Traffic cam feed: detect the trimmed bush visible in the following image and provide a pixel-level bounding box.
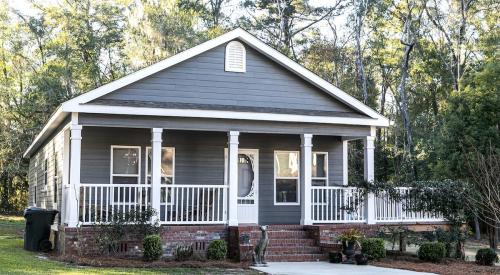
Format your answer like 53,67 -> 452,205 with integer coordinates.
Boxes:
207,240 -> 227,260
475,248 -> 498,266
143,234 -> 163,261
361,238 -> 386,259
418,242 -> 446,262
175,245 -> 193,261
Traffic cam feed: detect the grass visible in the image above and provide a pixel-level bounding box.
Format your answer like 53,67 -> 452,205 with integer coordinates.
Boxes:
0,216 -> 254,275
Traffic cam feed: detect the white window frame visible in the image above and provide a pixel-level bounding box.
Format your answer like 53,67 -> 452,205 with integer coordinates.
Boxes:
274,150 -> 300,206
110,145 -> 141,185
312,152 -> 328,186
145,147 -> 175,185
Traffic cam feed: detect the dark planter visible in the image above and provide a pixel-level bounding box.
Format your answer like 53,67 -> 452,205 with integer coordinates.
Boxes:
342,240 -> 357,264
329,252 -> 342,263
355,253 -> 369,265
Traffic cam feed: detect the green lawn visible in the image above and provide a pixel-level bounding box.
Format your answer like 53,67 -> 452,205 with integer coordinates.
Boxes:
0,216 -> 253,275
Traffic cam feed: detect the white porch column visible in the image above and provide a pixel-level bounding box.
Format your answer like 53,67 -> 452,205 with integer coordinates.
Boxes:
67,113 -> 82,227
227,131 -> 239,226
364,133 -> 376,225
151,128 -> 163,220
342,140 -> 349,186
300,134 -> 313,225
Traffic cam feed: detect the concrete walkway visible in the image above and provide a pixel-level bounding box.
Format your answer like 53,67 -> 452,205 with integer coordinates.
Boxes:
251,262 -> 436,275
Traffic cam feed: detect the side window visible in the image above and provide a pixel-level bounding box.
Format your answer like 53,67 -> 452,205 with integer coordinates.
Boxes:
111,146 -> 141,184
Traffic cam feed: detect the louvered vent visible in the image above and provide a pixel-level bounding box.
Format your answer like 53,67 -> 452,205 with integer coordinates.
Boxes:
225,41 -> 246,72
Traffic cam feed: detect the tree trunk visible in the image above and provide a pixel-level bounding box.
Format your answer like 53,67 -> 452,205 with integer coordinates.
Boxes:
474,216 -> 481,240
397,42 -> 416,179
488,224 -> 498,250
354,1 -> 368,104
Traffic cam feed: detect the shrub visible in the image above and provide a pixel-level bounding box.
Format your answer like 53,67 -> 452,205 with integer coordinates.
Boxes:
329,252 -> 342,263
418,242 -> 446,262
143,235 -> 162,261
475,248 -> 498,266
207,240 -> 227,260
355,253 -> 369,265
174,244 -> 193,261
361,238 -> 386,259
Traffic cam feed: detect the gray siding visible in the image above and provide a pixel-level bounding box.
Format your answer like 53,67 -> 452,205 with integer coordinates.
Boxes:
80,127 -> 346,225
79,114 -> 372,137
28,127 -> 65,218
96,41 -> 364,116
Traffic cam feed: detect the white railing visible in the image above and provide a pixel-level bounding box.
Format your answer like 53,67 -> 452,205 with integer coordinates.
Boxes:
160,185 -> 227,224
375,188 -> 444,222
79,184 -> 228,225
311,186 -> 366,223
79,183 -> 151,224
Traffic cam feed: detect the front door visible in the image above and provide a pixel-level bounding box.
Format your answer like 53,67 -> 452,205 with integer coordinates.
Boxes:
225,149 -> 259,224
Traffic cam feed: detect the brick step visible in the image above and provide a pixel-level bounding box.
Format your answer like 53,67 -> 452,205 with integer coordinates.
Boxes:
266,246 -> 322,254
248,230 -> 309,239
267,239 -> 316,246
265,253 -> 327,262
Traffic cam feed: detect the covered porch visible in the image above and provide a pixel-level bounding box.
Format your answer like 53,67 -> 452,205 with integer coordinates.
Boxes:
62,115 -> 442,228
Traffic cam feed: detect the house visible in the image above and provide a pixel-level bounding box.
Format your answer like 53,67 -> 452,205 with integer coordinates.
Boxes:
23,28 -> 443,261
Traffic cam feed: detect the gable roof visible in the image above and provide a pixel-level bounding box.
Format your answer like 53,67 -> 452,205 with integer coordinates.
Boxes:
24,28 -> 389,158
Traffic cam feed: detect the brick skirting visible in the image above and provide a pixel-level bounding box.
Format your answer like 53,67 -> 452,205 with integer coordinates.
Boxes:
56,222 -> 449,260
59,225 -> 227,259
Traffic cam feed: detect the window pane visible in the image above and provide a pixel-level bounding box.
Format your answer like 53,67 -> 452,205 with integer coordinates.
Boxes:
161,149 -> 174,176
312,153 -> 326,178
113,148 -> 139,174
147,148 -> 174,176
276,179 -> 298,203
238,154 -> 254,197
113,176 -> 139,184
312,179 -> 327,186
275,152 -> 299,177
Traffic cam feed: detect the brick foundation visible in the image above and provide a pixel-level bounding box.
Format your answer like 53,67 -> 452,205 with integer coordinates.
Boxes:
59,225 -> 227,259
57,222 -> 449,261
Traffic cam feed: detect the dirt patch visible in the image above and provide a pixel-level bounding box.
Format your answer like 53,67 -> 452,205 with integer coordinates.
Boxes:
55,254 -> 251,269
372,254 -> 500,275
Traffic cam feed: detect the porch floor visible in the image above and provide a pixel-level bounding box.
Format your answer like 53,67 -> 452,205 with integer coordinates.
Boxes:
251,262 -> 435,275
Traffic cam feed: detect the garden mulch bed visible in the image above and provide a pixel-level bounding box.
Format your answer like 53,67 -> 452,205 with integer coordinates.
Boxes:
372,252 -> 500,275
54,254 -> 252,269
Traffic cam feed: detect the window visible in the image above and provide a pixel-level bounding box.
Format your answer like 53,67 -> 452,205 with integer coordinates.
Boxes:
145,147 -> 175,185
53,158 -> 58,203
43,159 -> 48,186
111,146 -> 141,184
274,151 -> 300,205
225,41 -> 246,72
312,152 -> 328,186
146,147 -> 175,205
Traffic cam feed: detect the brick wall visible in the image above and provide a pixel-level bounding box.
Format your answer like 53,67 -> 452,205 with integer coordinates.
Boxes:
59,225 -> 228,259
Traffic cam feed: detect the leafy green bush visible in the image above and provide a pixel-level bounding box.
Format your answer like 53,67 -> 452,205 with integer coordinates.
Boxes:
207,240 -> 227,260
475,248 -> 498,266
143,235 -> 162,261
418,242 -> 446,262
361,238 -> 386,259
174,244 -> 193,261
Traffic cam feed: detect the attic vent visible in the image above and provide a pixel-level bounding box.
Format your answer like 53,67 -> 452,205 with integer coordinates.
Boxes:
225,41 -> 246,72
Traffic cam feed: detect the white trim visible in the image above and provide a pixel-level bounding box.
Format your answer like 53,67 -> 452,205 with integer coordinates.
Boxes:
274,150 -> 300,206
312,152 -> 328,186
110,145 -> 142,185
23,106 -> 63,158
63,104 -> 388,126
227,131 -> 240,225
342,140 -> 349,186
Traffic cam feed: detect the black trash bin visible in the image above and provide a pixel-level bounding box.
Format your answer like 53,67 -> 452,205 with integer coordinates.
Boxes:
24,207 -> 59,252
